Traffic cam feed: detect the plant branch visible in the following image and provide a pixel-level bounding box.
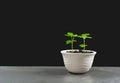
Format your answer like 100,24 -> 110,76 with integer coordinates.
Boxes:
83,38 -> 85,50
71,36 -> 73,50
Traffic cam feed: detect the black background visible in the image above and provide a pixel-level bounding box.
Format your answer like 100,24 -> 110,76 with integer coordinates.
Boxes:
1,3 -> 120,66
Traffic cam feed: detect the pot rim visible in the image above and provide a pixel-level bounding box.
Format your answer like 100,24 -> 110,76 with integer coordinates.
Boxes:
61,49 -> 97,54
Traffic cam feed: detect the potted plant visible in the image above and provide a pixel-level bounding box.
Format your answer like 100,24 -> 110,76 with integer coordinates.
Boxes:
61,32 -> 97,74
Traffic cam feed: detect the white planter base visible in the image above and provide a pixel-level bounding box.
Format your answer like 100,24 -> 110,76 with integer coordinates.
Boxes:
61,49 -> 97,73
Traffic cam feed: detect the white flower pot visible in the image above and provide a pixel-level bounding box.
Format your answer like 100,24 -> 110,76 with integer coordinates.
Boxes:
61,49 -> 97,73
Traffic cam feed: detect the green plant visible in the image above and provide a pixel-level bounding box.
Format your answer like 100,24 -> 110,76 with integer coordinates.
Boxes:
65,32 -> 78,50
78,33 -> 92,50
65,32 -> 92,50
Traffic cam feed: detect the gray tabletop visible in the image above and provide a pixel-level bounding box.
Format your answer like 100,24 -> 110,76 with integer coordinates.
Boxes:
0,66 -> 120,83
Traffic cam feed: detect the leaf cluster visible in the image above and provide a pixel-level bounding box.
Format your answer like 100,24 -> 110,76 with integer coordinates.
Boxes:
64,32 -> 92,50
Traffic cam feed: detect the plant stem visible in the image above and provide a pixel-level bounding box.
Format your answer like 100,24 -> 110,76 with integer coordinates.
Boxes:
71,36 -> 74,50
83,38 -> 85,50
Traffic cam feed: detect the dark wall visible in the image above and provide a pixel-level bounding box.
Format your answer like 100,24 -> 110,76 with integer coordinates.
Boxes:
1,4 -> 120,66
1,25 -> 120,66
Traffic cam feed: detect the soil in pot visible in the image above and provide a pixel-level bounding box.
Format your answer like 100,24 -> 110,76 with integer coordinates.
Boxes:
66,49 -> 93,53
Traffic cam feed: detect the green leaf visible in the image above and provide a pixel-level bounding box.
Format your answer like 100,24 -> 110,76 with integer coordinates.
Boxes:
78,33 -> 92,39
78,36 -> 86,39
81,33 -> 90,36
67,32 -> 73,35
72,40 -> 77,42
79,44 -> 87,48
78,36 -> 83,38
86,36 -> 92,39
66,40 -> 72,44
65,32 -> 74,37
73,34 -> 78,37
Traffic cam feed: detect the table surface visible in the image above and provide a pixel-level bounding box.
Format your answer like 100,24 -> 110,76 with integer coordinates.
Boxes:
0,66 -> 120,83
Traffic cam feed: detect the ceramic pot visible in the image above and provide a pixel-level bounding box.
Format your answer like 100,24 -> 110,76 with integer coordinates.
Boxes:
61,49 -> 97,73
